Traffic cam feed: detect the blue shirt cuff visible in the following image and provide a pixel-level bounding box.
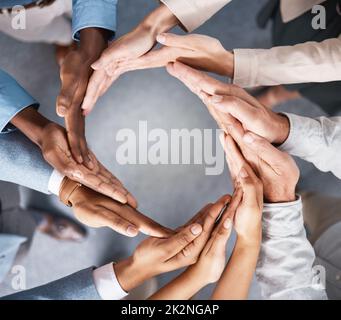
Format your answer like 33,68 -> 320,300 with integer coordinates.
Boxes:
72,0 -> 117,41
0,70 -> 39,134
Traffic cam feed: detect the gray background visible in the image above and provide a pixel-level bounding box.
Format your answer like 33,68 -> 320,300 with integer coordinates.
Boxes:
1,0 -> 340,299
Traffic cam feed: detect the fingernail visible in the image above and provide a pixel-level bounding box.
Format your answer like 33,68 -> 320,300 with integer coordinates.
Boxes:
224,218 -> 232,229
91,62 -> 101,70
240,168 -> 248,178
58,106 -> 67,116
243,133 -> 254,144
156,34 -> 166,44
72,170 -> 83,179
127,225 -> 138,236
211,95 -> 224,104
77,155 -> 83,163
191,224 -> 202,235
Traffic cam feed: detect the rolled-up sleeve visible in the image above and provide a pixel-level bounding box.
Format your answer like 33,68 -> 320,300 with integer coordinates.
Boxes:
0,69 -> 39,134
160,0 -> 231,32
256,197 -> 328,300
233,36 -> 341,88
72,0 -> 117,41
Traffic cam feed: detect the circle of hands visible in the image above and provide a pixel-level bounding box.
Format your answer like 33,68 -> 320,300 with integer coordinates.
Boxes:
47,27 -> 300,286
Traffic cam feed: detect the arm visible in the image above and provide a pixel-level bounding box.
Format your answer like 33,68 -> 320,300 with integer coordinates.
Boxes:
233,36 -> 341,88
257,199 -> 328,300
160,0 -> 232,32
279,113 -> 341,180
0,130 -> 53,194
2,268 -> 101,300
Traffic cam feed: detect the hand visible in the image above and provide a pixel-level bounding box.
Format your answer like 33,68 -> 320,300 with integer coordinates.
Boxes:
41,122 -> 138,207
114,195 -> 232,292
68,183 -> 171,238
223,126 -> 299,203
167,62 -> 290,145
56,28 -> 109,166
10,107 -> 137,206
114,33 -> 234,78
189,190 -> 242,285
222,135 -> 263,246
81,4 -> 178,114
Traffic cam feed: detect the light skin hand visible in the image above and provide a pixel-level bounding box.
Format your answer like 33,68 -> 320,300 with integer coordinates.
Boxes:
223,127 -> 299,203
114,33 -> 234,78
114,195 -> 233,293
11,107 -> 138,207
149,192 -> 242,300
211,150 -> 263,300
81,4 -> 179,115
166,62 -> 290,145
68,185 -> 171,238
113,222 -> 203,292
56,28 -> 109,167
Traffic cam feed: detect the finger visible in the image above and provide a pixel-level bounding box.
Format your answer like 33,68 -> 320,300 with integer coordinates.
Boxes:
204,216 -> 233,256
91,46 -> 118,70
56,78 -> 78,117
114,47 -> 180,75
65,112 -> 85,164
162,223 -> 203,257
182,203 -> 212,228
224,134 -> 248,174
242,131 -> 291,169
208,95 -> 260,131
238,166 -> 263,207
76,205 -> 139,237
157,33 -> 197,50
81,70 -> 107,114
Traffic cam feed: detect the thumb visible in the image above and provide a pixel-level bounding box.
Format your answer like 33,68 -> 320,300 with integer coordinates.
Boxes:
156,33 -> 190,49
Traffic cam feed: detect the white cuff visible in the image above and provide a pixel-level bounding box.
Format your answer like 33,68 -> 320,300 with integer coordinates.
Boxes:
93,263 -> 128,300
47,169 -> 65,195
262,196 -> 303,238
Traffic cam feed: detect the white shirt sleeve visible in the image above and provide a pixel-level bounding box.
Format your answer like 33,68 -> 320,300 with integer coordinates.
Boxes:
233,36 -> 341,88
92,263 -> 128,300
47,169 -> 65,195
279,113 -> 341,180
256,197 -> 328,300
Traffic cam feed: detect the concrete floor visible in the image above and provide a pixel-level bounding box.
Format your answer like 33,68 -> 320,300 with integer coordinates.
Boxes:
1,0 -> 341,299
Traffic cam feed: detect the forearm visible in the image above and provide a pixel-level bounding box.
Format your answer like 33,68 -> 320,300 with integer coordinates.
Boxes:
233,37 -> 341,88
149,266 -> 207,300
140,3 -> 179,36
10,107 -> 50,148
279,113 -> 341,179
211,239 -> 259,300
79,27 -> 109,59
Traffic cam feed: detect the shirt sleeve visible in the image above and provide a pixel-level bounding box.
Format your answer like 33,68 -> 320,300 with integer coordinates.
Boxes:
160,0 -> 231,32
47,169 -> 65,196
0,69 -> 39,134
92,263 -> 128,300
279,113 -> 341,180
256,197 -> 328,300
233,36 -> 341,88
72,0 -> 117,41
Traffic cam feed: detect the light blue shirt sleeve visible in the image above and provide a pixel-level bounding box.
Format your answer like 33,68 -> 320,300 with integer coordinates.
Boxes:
0,69 -> 39,134
72,0 -> 117,41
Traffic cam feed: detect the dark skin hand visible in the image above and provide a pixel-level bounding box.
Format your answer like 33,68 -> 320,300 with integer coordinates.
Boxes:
11,107 -> 138,207
56,28 -> 110,168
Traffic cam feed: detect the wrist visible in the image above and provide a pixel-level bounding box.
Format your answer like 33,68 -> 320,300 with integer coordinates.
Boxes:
236,233 -> 261,252
264,192 -> 297,204
186,264 -> 211,287
141,3 -> 178,37
222,51 -> 235,78
114,256 -> 148,292
273,113 -> 290,145
79,28 -> 109,60
10,107 -> 51,148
